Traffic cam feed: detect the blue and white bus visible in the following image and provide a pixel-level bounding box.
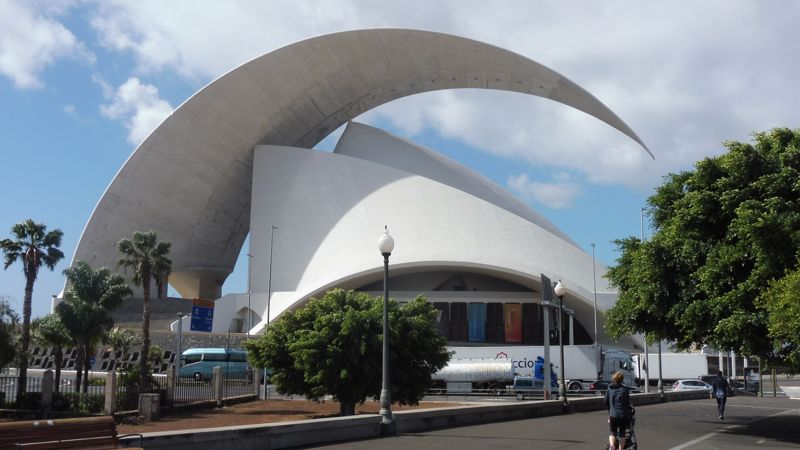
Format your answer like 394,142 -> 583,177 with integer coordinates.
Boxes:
178,348 -> 251,381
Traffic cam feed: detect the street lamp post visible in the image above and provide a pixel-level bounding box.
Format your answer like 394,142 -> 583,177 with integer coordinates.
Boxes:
591,243 -> 599,371
175,312 -> 187,381
554,281 -> 568,406
641,207 -> 650,393
267,225 -> 277,331
378,226 -> 395,426
246,252 -> 253,336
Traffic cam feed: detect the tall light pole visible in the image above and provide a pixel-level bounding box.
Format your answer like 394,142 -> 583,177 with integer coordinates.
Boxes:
266,225 -> 277,331
541,274 -> 552,400
642,206 -> 664,396
554,280 -> 568,406
590,243 -> 599,373
641,207 -> 649,393
246,252 -> 253,336
378,226 -> 395,426
175,312 -> 187,382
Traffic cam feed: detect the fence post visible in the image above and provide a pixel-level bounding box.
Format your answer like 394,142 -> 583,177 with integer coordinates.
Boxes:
167,365 -> 176,407
252,367 -> 259,396
42,370 -> 54,414
104,371 -> 117,415
213,366 -> 223,406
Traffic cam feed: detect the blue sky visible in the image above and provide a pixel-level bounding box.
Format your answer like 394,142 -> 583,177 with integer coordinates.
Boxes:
1,0 -> 799,319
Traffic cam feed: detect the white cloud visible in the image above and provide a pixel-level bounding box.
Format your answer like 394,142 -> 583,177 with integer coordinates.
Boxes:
0,0 -> 91,89
99,77 -> 173,145
507,172 -> 582,209
62,104 -> 76,117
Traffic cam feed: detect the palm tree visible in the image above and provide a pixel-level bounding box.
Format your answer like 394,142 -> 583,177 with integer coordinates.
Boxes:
0,219 -> 64,399
0,296 -> 18,371
31,314 -> 70,393
58,261 -> 131,392
117,231 -> 171,388
103,327 -> 139,371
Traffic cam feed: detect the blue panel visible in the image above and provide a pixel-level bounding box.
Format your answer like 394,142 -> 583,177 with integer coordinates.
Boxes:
190,305 -> 214,332
468,303 -> 486,342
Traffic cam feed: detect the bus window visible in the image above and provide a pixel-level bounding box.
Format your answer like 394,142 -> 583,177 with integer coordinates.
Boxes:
181,354 -> 201,366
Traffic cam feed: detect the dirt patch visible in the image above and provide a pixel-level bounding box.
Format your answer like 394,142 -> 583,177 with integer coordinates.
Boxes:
117,399 -> 462,434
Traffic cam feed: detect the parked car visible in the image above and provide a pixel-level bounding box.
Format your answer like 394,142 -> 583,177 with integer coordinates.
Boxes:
698,374 -> 718,385
673,379 -> 712,391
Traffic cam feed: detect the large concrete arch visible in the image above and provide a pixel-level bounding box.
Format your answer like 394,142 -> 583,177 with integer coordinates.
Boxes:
71,28 -> 651,299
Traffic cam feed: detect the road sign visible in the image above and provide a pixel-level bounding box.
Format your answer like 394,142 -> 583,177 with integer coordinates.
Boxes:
190,298 -> 215,332
88,356 -> 96,365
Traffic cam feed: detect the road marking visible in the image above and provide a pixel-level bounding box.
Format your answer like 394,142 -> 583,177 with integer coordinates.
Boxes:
668,408 -> 799,449
667,425 -> 741,450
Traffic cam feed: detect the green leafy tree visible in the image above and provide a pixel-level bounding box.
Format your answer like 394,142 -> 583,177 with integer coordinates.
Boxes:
31,314 -> 71,392
606,128 -> 800,362
761,269 -> 800,372
57,261 -> 131,392
0,296 -> 18,370
116,231 -> 171,389
244,289 -> 450,416
0,219 -> 64,398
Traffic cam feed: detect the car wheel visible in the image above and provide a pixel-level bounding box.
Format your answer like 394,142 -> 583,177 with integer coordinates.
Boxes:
193,372 -> 203,382
567,381 -> 582,393
516,392 -> 524,401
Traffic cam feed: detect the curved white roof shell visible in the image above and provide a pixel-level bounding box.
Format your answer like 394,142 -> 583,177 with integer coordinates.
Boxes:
212,121 -> 636,350
72,29 -> 650,299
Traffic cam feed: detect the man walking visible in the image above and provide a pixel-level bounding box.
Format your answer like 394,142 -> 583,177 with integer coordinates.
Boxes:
710,370 -> 729,420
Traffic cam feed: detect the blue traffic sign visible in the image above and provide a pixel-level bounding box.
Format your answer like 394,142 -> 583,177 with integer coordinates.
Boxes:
190,299 -> 215,332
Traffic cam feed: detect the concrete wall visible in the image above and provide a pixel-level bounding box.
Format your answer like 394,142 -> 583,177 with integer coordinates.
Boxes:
120,390 -> 709,449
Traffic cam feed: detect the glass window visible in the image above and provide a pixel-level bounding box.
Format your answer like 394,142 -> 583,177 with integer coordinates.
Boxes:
228,352 -> 247,362
181,354 -> 201,366
203,353 -> 227,362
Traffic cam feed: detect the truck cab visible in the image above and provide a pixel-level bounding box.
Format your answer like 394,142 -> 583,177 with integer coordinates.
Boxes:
510,356 -> 559,400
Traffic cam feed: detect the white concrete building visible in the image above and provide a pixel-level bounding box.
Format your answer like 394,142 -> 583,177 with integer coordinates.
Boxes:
68,29 -> 650,357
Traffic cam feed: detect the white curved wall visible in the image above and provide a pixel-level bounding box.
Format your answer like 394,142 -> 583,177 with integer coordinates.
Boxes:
245,123 -> 622,348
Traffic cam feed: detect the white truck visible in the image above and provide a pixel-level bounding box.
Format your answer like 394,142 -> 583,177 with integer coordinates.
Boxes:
433,345 -> 636,393
431,358 -> 515,392
632,352 -> 713,385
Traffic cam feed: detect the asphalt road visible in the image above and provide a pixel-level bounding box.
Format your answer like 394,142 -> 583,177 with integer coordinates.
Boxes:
306,396 -> 799,449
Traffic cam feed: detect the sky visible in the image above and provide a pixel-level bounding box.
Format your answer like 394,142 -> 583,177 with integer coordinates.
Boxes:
1,0 -> 799,320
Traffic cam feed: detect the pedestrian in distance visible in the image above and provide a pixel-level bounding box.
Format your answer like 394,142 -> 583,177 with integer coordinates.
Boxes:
710,370 -> 729,420
604,371 -> 632,450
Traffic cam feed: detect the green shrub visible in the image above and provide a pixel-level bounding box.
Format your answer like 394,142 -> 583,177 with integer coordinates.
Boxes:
15,392 -> 41,410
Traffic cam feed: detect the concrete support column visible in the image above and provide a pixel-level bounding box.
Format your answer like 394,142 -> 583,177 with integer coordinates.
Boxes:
41,370 -> 54,413
213,366 -> 223,406
167,365 -> 176,407
104,371 -> 117,415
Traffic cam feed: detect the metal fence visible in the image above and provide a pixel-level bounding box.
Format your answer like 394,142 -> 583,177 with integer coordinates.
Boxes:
222,369 -> 256,399
115,373 -> 168,412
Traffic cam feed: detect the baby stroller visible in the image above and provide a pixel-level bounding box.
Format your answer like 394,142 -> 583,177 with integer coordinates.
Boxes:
606,406 -> 638,450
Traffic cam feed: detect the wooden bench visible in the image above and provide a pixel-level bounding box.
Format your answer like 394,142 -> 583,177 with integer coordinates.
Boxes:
0,416 -> 142,449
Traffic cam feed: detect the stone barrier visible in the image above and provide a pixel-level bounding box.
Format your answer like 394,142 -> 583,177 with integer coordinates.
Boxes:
120,390 -> 710,449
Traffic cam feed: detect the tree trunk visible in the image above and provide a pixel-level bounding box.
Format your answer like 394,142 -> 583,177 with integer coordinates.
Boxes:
83,356 -> 91,394
75,345 -> 84,393
340,402 -> 356,416
16,275 -> 35,401
139,273 -> 152,390
54,349 -> 63,394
